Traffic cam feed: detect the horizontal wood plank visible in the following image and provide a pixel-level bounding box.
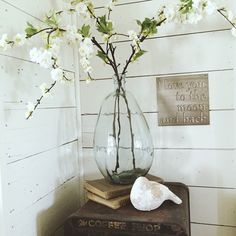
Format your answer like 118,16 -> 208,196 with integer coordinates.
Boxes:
190,187 -> 236,227
149,149 -> 236,188
145,110 -> 235,149
95,0 -> 152,8
82,30 -> 234,80
2,0 -> 67,18
83,148 -> 103,181
83,148 -> 236,188
191,223 -> 236,236
81,110 -> 235,149
0,55 -> 76,109
80,70 -> 235,114
4,141 -> 79,216
2,108 -> 78,163
96,0 -> 236,13
5,176 -> 80,236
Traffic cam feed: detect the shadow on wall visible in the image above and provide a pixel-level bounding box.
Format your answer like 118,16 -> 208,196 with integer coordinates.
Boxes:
36,177 -> 80,236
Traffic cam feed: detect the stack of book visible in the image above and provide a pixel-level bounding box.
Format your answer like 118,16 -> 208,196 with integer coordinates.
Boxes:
84,175 -> 163,209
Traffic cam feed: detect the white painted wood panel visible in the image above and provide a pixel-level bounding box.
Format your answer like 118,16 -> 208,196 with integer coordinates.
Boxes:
145,110 -> 235,149
3,0 -> 68,18
0,0 -> 81,235
82,30 -> 235,80
6,177 -> 80,236
96,0 -> 236,9
81,110 -> 235,149
83,148 -> 103,181
150,149 -> 236,188
190,187 -> 236,226
5,141 -> 78,216
95,0 -> 152,8
2,108 -> 77,164
80,70 -> 235,114
191,223 -> 236,236
0,55 -> 76,110
83,148 -> 236,188
0,100 -> 6,236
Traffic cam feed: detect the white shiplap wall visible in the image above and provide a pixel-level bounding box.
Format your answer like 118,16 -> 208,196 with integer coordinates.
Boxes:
0,0 -> 82,235
80,1 -> 236,236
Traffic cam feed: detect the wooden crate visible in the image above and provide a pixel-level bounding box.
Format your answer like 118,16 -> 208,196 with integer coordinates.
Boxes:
65,182 -> 191,236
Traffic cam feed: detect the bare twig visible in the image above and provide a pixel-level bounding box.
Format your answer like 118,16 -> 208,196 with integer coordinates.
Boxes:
121,45 -> 136,75
217,8 -> 236,29
26,81 -> 57,120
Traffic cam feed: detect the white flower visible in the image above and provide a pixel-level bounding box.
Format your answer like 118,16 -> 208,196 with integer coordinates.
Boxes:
84,66 -> 92,73
192,0 -> 203,9
79,38 -> 94,58
79,38 -> 94,74
30,47 -> 41,63
66,25 -> 83,43
76,2 -> 90,18
205,1 -> 217,15
128,30 -> 140,48
80,57 -> 90,68
231,27 -> 236,37
40,83 -> 51,97
51,67 -> 64,81
39,50 -> 53,69
0,34 -> 10,51
48,38 -> 61,57
187,12 -> 203,24
51,37 -> 62,45
13,33 -> 26,46
30,47 -> 54,68
106,0 -> 117,10
26,102 -> 35,111
80,57 -> 92,73
49,43 -> 60,57
128,30 -> 138,41
163,5 -> 177,22
86,77 -> 91,84
227,10 -> 235,23
103,34 -> 110,42
25,101 -> 35,118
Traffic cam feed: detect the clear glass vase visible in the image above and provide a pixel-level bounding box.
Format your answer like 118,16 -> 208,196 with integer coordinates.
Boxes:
93,74 -> 154,184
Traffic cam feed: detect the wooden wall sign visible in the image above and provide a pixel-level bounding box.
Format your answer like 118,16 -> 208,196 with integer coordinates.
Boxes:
156,74 -> 209,126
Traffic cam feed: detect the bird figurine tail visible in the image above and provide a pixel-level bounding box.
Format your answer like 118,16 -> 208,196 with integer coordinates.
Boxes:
168,191 -> 182,205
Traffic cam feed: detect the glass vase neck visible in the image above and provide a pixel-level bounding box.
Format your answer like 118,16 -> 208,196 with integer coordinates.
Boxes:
113,73 -> 126,92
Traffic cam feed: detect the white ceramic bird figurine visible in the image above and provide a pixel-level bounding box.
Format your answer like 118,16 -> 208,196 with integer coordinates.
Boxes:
130,176 -> 182,211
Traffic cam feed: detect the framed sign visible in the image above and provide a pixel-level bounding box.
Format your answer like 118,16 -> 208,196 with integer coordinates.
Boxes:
156,74 -> 209,126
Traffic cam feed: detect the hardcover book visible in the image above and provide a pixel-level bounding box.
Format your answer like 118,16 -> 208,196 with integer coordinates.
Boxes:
84,174 -> 163,200
87,191 -> 130,210
65,182 -> 190,236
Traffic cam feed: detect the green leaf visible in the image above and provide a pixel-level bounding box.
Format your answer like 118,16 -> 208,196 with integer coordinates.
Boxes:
136,20 -> 142,26
96,50 -> 108,63
180,0 -> 193,13
132,50 -> 146,62
79,24 -> 91,38
97,15 -> 113,35
44,11 -> 59,27
138,18 -> 158,37
25,22 -> 38,38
